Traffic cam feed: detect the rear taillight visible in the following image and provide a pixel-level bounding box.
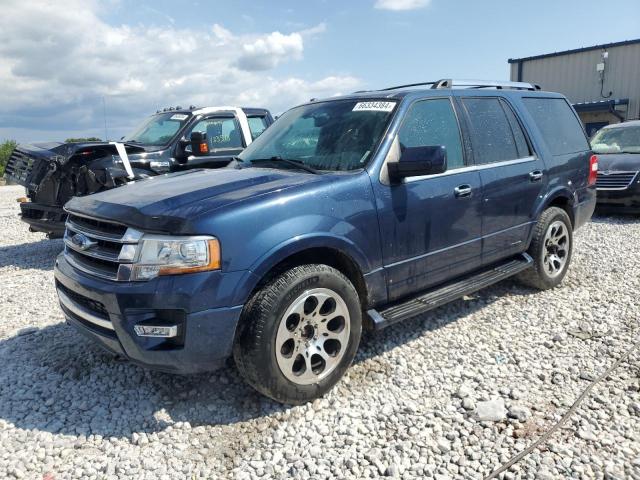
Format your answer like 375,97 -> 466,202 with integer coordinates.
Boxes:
588,154 -> 598,186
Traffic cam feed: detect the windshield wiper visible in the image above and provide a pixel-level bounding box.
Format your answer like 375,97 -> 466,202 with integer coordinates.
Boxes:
250,156 -> 319,174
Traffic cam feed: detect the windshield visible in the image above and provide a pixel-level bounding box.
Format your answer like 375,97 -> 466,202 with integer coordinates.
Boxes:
591,125 -> 640,154
239,99 -> 397,171
123,112 -> 191,146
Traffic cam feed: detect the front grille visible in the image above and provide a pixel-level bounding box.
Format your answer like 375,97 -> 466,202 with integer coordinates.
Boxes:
63,213 -> 142,281
4,148 -> 36,184
596,171 -> 638,190
69,215 -> 128,238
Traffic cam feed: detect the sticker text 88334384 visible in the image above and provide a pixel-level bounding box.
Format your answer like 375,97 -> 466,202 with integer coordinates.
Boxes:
352,101 -> 396,112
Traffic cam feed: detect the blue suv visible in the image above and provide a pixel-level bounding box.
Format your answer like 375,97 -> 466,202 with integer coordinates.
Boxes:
54,79 -> 596,404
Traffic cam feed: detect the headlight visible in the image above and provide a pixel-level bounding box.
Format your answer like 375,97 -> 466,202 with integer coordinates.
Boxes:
131,236 -> 220,281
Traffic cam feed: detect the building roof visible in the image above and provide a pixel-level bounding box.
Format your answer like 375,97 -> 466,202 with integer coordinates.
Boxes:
572,98 -> 629,112
508,38 -> 640,64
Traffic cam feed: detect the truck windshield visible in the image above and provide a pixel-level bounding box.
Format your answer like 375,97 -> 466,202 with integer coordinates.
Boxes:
591,126 -> 640,154
239,99 -> 397,171
123,112 -> 191,146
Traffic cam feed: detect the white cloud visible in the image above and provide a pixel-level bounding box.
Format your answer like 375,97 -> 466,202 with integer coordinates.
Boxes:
374,0 -> 430,11
0,0 -> 358,142
237,32 -> 304,71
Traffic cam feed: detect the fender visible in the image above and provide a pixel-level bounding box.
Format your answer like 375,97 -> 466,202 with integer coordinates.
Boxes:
525,185 -> 576,248
229,234 -> 372,306
534,185 -> 576,220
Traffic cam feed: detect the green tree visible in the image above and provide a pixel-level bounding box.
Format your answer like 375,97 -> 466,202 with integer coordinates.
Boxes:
0,140 -> 17,177
65,137 -> 102,143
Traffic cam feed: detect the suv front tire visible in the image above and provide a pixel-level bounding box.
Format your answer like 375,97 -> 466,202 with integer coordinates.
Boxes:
234,264 -> 362,404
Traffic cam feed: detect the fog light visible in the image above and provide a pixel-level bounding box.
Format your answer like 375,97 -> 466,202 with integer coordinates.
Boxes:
133,325 -> 178,338
16,197 -> 28,203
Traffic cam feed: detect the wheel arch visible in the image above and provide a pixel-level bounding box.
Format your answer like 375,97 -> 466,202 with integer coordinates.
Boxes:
536,187 -> 576,228
240,235 -> 372,309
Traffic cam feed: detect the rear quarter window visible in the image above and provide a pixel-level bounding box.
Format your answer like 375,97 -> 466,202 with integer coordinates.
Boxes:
522,98 -> 589,155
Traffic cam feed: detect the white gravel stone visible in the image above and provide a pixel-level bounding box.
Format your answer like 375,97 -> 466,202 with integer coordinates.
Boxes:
476,399 -> 507,422
0,185 -> 639,479
508,405 -> 532,422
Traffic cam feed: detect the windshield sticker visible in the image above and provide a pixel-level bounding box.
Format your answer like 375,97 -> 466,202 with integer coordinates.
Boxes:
352,101 -> 396,112
170,114 -> 188,121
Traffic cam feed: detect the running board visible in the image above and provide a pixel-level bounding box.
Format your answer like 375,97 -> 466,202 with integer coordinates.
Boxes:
368,253 -> 533,330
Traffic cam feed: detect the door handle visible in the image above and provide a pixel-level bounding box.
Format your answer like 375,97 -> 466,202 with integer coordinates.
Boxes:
529,170 -> 543,182
454,184 -> 472,198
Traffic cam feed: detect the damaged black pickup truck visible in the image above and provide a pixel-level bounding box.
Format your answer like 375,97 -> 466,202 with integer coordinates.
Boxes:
4,105 -> 273,237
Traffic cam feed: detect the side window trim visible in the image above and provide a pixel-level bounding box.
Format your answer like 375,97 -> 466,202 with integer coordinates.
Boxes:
451,96 -> 475,166
499,98 -> 535,159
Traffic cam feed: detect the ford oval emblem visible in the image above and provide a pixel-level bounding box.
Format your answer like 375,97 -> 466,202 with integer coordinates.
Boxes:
71,233 -> 98,251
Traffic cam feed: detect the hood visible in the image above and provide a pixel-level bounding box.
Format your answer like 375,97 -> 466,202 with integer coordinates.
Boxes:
19,141 -> 146,161
65,167 -> 327,233
8,141 -> 145,183
596,153 -> 640,172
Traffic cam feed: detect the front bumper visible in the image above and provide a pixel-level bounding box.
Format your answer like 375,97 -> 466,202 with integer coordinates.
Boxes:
54,253 -> 247,374
596,183 -> 640,213
20,202 -> 66,236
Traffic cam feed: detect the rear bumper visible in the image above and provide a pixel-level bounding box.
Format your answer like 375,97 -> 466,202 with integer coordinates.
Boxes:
19,202 -> 66,236
54,253 -> 247,374
573,187 -> 597,230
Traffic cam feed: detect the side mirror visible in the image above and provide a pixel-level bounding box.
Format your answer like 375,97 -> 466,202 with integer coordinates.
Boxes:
388,145 -> 447,183
190,131 -> 209,156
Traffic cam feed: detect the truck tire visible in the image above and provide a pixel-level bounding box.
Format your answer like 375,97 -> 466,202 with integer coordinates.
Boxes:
233,264 -> 362,404
518,207 -> 573,290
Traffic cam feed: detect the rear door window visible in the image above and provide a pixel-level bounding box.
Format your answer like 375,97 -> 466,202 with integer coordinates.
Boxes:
522,98 -> 589,155
461,97 -> 520,164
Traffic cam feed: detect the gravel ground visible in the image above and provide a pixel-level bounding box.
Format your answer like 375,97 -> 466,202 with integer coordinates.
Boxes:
0,184 -> 639,480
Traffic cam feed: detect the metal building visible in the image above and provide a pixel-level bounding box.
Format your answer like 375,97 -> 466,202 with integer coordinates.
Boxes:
509,39 -> 640,137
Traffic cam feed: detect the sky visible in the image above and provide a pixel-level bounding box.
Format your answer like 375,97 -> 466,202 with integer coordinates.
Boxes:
0,0 -> 639,143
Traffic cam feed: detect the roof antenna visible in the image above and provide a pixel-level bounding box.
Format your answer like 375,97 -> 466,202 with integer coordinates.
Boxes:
102,96 -> 109,141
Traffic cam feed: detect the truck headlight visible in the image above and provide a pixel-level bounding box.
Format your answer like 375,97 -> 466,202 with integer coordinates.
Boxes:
131,236 -> 220,281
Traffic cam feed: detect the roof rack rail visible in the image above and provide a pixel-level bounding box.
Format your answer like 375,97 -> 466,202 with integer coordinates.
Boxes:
355,79 -> 542,94
378,81 -> 437,91
431,79 -> 541,91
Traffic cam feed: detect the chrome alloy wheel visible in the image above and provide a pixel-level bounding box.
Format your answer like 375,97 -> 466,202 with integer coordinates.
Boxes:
275,288 -> 351,385
543,220 -> 570,278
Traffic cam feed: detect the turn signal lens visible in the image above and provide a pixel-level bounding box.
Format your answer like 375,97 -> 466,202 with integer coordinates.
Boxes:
588,154 -> 598,186
199,142 -> 209,154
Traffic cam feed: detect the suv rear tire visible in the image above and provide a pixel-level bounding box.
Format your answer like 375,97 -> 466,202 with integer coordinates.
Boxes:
233,264 -> 362,404
518,207 -> 573,290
